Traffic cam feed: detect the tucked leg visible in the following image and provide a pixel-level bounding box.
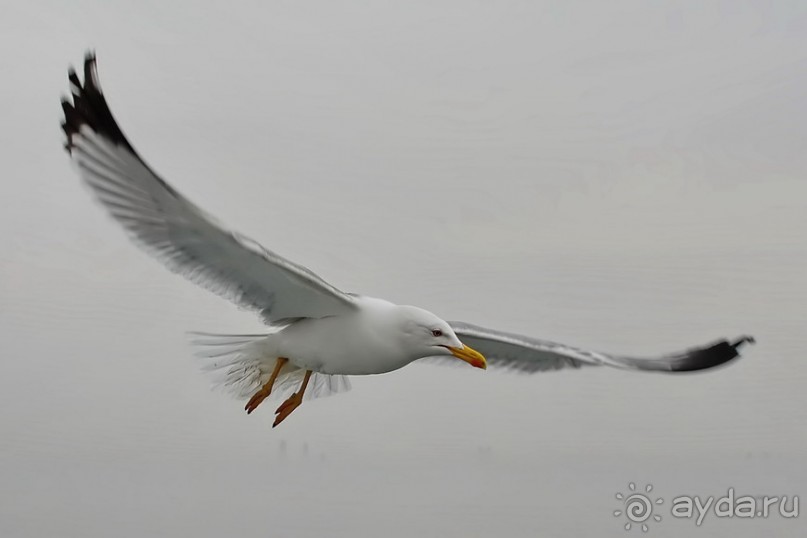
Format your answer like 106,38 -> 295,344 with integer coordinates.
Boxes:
272,369 -> 313,428
245,357 -> 289,414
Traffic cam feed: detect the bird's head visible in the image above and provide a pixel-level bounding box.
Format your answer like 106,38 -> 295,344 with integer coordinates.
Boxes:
395,306 -> 487,369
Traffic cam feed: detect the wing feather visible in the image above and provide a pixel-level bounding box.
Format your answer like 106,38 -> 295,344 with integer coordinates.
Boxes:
61,53 -> 356,324
446,321 -> 755,374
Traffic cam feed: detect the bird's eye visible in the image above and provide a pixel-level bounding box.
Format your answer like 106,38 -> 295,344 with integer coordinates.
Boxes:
432,329 -> 443,337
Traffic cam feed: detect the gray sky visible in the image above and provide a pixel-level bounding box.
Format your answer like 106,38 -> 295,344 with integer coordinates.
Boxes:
1,1 -> 806,537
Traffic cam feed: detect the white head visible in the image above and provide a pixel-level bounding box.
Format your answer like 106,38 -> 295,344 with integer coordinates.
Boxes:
393,305 -> 487,369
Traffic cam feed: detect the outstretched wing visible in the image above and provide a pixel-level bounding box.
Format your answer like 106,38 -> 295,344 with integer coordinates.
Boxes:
445,321 -> 754,373
61,53 -> 357,325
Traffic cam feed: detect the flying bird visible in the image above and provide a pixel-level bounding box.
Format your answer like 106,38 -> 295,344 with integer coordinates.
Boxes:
60,53 -> 754,427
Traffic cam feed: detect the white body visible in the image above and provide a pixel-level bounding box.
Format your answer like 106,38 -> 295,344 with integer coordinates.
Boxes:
269,296 -> 445,375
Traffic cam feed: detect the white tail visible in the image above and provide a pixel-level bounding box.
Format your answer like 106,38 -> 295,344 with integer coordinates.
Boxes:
187,332 -> 352,403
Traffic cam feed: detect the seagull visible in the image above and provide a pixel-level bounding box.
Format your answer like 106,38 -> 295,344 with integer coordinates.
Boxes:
61,53 -> 755,427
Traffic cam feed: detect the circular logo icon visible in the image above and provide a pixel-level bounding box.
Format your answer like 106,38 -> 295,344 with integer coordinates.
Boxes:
614,482 -> 663,532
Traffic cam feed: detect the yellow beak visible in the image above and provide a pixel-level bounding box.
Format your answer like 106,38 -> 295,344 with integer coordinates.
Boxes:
448,344 -> 487,370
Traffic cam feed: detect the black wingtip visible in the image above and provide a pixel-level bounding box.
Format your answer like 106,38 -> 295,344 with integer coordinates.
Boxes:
61,51 -> 134,155
732,335 -> 756,349
67,69 -> 80,90
670,335 -> 755,372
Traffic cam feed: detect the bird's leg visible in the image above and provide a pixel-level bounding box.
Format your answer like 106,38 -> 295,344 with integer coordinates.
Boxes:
245,357 -> 289,414
272,369 -> 313,428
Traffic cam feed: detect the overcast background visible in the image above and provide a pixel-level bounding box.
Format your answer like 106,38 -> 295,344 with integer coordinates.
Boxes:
1,1 -> 806,537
